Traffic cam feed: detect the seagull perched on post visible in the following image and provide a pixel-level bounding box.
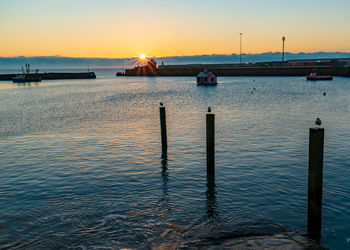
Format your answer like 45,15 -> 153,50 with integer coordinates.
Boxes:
208,107 -> 211,113
160,102 -> 164,106
315,117 -> 321,127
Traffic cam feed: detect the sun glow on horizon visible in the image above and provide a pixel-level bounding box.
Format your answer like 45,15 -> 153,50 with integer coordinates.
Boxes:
129,54 -> 149,67
139,54 -> 146,60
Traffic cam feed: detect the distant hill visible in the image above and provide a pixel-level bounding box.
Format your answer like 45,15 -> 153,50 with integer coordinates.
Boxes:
1,52 -> 350,69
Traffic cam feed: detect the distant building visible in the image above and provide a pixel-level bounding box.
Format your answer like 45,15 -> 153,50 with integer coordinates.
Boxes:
196,69 -> 217,85
147,58 -> 157,68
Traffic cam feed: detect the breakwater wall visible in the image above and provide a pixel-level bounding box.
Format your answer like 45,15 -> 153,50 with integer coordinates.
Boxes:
125,65 -> 350,77
0,72 -> 96,81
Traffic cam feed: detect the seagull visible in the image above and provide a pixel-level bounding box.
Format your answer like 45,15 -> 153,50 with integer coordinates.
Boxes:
315,117 -> 321,127
160,102 -> 164,106
208,107 -> 211,113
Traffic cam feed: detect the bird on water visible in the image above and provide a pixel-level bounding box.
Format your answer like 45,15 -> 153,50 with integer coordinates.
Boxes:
315,117 -> 321,127
160,102 -> 164,106
208,107 -> 211,112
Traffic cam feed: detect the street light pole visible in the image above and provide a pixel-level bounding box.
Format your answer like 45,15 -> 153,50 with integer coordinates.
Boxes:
240,33 -> 243,64
282,36 -> 286,62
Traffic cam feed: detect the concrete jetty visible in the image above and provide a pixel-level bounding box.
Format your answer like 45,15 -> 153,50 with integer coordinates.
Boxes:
123,58 -> 350,77
0,72 -> 96,81
125,64 -> 350,77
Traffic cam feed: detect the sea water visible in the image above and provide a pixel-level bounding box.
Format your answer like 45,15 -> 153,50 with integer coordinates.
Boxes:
0,69 -> 349,249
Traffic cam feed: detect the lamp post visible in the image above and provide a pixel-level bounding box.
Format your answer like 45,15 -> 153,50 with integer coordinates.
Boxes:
240,33 -> 243,64
282,36 -> 286,62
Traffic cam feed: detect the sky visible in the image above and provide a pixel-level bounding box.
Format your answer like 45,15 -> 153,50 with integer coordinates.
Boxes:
1,0 -> 350,58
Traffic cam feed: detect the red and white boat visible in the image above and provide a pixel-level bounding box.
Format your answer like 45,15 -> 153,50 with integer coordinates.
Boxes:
306,73 -> 333,81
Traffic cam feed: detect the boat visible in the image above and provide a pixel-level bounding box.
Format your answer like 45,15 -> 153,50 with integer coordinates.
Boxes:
12,64 -> 42,83
12,74 -> 42,83
306,73 -> 333,81
196,69 -> 218,85
12,74 -> 27,83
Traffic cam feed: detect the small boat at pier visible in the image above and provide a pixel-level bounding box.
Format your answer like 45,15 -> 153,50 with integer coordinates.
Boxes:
12,74 -> 42,83
306,73 -> 333,81
12,64 -> 42,83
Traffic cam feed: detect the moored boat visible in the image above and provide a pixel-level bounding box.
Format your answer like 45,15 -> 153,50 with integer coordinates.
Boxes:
306,73 -> 333,81
12,64 -> 42,83
12,74 -> 42,83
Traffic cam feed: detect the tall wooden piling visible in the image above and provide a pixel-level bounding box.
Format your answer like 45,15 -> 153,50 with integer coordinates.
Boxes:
307,127 -> 324,242
206,176 -> 217,218
206,113 -> 215,176
160,105 -> 167,149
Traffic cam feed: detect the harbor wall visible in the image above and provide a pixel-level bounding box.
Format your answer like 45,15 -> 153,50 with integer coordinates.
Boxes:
124,65 -> 350,77
0,72 -> 96,81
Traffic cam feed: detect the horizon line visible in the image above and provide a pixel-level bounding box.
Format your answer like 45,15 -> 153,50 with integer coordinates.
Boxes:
2,51 -> 350,60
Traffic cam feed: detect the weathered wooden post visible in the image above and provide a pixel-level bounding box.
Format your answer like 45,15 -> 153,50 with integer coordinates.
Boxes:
206,176 -> 217,218
159,103 -> 167,149
307,126 -> 324,242
206,108 -> 215,176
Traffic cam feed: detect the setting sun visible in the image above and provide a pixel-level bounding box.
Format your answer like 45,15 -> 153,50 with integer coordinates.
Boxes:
139,54 -> 146,60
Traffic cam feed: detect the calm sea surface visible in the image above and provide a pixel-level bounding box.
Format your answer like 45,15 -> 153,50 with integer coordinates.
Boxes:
0,69 -> 349,249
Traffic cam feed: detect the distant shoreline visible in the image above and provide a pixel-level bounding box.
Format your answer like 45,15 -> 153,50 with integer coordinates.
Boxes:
2,52 -> 350,69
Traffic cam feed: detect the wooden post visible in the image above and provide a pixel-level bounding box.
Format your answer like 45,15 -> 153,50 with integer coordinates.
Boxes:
160,106 -> 167,149
307,127 -> 324,242
206,113 -> 215,176
206,176 -> 217,218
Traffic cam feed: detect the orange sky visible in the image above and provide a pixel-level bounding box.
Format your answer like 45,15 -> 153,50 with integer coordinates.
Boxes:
1,0 -> 350,58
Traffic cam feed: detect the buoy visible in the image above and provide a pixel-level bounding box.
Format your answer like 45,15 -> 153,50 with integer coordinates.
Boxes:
323,92 -> 326,96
